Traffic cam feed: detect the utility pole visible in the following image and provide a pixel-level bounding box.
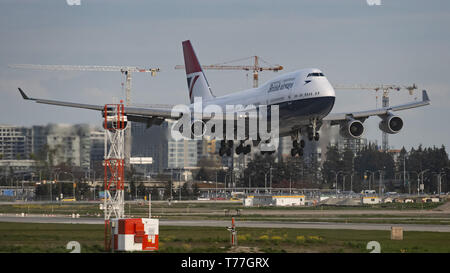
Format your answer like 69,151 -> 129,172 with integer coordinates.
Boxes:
264,173 -> 267,194
342,175 -> 346,192
420,169 -> 429,195
403,154 -> 407,189
350,172 -> 354,193
379,171 -> 382,197
289,175 -> 292,195
270,167 -> 273,194
331,170 -> 343,197
170,169 -> 173,202
179,169 -> 181,201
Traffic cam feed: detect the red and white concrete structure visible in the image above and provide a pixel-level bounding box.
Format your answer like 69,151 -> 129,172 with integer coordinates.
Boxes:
111,218 -> 159,251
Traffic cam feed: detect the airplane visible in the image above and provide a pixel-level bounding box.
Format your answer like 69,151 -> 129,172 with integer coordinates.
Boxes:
16,40 -> 431,157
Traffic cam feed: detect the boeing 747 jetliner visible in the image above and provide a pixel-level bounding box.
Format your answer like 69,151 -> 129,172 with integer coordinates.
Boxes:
17,40 -> 431,157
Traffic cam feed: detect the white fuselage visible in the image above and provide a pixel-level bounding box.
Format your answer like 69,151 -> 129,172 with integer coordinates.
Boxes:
190,68 -> 336,137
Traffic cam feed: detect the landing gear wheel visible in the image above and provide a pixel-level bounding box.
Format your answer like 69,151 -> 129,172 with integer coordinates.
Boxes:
293,140 -> 299,148
236,145 -> 242,155
314,133 -> 320,141
298,148 -> 304,157
244,145 -> 251,154
308,132 -> 314,141
226,148 -> 232,157
291,148 -> 297,157
300,139 -> 305,148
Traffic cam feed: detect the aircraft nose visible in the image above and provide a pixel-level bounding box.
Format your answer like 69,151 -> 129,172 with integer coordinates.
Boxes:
321,78 -> 335,98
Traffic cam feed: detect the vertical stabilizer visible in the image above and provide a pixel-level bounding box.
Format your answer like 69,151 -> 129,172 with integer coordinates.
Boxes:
182,40 -> 214,103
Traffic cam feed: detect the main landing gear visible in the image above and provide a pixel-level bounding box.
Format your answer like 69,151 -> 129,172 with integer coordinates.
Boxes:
291,139 -> 305,157
291,119 -> 320,157
235,141 -> 251,155
219,140 -> 233,157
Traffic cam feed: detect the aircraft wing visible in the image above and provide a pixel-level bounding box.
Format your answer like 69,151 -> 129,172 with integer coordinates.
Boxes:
18,87 -> 181,126
323,90 -> 431,125
17,87 -> 259,123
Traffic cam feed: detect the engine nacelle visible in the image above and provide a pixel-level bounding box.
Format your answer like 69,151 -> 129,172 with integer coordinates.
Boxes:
379,114 -> 403,134
340,119 -> 365,138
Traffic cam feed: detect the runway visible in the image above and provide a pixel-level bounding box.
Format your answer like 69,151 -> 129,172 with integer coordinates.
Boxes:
1,214 -> 449,232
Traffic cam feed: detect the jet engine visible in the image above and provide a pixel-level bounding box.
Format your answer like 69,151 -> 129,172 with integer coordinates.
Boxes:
339,119 -> 365,138
379,114 -> 403,134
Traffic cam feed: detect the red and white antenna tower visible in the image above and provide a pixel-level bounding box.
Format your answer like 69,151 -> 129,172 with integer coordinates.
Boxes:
102,101 -> 127,251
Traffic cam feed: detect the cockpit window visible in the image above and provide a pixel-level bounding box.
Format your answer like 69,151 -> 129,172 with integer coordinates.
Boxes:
307,72 -> 324,77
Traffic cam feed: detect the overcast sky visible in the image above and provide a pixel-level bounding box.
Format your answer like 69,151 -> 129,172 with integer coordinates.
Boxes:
1,0 -> 449,151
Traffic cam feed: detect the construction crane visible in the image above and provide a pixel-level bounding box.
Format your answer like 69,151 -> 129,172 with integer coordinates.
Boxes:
334,83 -> 418,151
9,64 -> 160,168
8,64 -> 160,106
175,56 -> 283,88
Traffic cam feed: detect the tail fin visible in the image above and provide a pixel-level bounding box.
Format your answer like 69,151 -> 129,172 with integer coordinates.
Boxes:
182,40 -> 214,103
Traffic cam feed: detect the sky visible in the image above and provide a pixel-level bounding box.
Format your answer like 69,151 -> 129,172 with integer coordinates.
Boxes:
0,0 -> 449,151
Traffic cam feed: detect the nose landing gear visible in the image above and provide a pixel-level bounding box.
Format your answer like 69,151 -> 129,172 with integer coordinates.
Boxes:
308,118 -> 320,141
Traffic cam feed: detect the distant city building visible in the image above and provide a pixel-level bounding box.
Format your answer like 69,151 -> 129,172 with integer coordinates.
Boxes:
197,137 -> 218,160
31,125 -> 48,156
2,123 -> 103,169
131,121 -> 198,173
167,120 -> 197,169
90,130 -> 105,163
131,122 -> 168,173
36,124 -> 91,168
0,125 -> 32,160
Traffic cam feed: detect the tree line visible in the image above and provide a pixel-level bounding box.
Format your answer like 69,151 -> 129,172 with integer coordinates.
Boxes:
236,144 -> 450,194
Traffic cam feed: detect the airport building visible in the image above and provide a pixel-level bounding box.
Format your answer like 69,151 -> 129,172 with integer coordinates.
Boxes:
244,194 -> 306,207
0,159 -> 37,175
